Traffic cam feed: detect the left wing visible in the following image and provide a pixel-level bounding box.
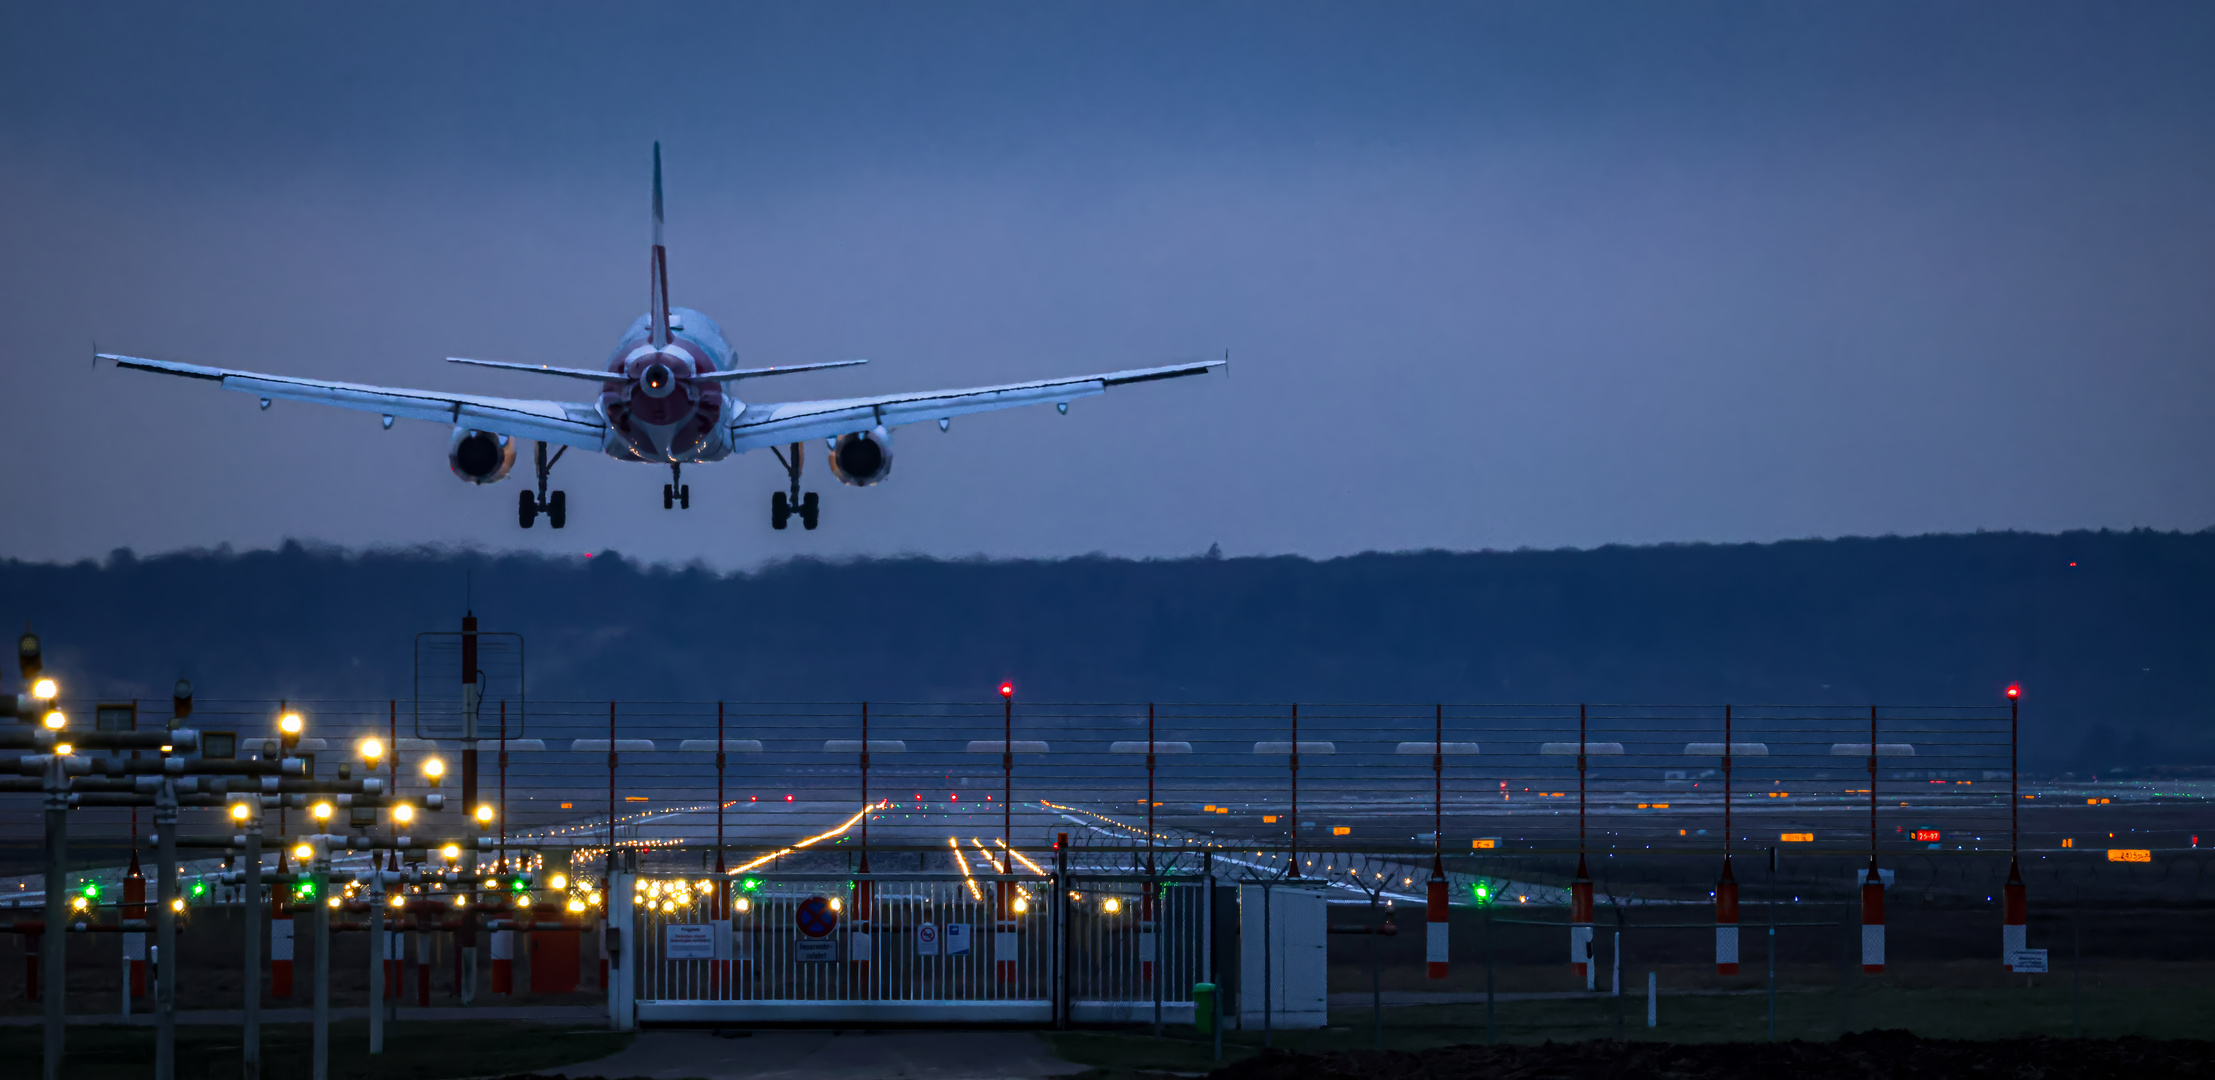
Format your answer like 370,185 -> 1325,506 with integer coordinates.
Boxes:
103,354 -> 608,451
725,359 -> 1223,451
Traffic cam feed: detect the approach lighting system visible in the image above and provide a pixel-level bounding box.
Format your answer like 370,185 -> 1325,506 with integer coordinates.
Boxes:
229,802 -> 252,822
474,804 -> 495,828
31,678 -> 57,701
311,802 -> 333,822
293,843 -> 315,862
170,898 -> 185,913
53,743 -> 72,757
359,738 -> 384,764
41,710 -> 65,731
393,803 -> 415,825
549,873 -> 567,890
279,712 -> 304,748
441,843 -> 461,862
423,757 -> 445,786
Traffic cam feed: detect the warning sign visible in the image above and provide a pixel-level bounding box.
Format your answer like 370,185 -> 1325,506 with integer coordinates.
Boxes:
2006,948 -> 2049,973
944,923 -> 972,956
916,922 -> 940,956
795,896 -> 838,937
664,923 -> 716,960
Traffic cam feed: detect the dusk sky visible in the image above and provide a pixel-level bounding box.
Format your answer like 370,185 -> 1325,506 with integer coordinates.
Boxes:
3,3 -> 2210,568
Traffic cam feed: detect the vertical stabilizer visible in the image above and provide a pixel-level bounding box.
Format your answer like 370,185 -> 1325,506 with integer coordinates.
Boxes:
649,142 -> 671,346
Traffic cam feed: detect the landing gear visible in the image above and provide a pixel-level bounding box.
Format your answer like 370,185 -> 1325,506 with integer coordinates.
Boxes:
769,442 -> 818,530
519,441 -> 567,529
664,463 -> 690,510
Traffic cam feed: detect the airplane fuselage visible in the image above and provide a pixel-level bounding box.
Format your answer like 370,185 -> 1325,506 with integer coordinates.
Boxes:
597,308 -> 736,464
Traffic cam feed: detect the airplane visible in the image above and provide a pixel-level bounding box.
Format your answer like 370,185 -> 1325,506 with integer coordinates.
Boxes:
102,144 -> 1223,530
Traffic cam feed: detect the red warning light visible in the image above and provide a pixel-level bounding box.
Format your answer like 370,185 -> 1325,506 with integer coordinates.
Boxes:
2006,684 -> 2021,699
999,681 -> 1014,699
784,794 -> 794,802
750,795 -> 758,802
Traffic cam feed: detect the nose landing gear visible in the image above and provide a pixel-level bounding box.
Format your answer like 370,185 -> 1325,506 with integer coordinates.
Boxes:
519,441 -> 567,528
664,463 -> 690,510
769,442 -> 819,530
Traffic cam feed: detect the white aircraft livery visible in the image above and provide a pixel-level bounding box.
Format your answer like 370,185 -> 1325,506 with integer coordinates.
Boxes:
104,144 -> 1224,530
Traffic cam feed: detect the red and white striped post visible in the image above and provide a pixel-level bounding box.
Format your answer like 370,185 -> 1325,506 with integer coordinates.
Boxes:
1425,862 -> 1449,979
1717,705 -> 1739,975
2003,684 -> 2028,969
1570,856 -> 1594,979
123,851 -> 147,999
1860,705 -> 1886,973
1715,858 -> 1740,975
1570,706 -> 1593,980
489,926 -> 514,995
1860,858 -> 1886,973
1426,704 -> 1449,980
2003,858 -> 2028,968
270,893 -> 295,999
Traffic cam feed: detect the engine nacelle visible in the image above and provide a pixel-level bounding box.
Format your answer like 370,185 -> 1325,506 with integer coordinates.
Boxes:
827,426 -> 893,487
448,427 -> 517,485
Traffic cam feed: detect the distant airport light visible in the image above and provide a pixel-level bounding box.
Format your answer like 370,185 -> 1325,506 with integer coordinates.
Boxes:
230,803 -> 252,822
42,710 -> 65,731
311,802 -> 332,821
423,758 -> 445,786
360,738 -> 384,763
2006,684 -> 2021,699
999,682 -> 1014,699
393,804 -> 414,824
31,678 -> 57,700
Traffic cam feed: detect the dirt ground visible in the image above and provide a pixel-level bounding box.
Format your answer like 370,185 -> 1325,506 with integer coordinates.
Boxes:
1208,1030 -> 2215,1080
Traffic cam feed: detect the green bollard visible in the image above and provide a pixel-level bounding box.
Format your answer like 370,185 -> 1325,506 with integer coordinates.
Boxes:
1192,982 -> 1216,1034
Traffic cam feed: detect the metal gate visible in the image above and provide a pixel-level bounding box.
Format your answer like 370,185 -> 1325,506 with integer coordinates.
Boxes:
624,871 -> 1206,1024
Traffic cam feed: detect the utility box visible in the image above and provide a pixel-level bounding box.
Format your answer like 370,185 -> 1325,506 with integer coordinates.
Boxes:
1237,884 -> 1328,1029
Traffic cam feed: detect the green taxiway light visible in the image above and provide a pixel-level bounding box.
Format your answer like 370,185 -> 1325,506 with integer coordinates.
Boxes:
741,878 -> 762,893
1470,879 -> 1494,906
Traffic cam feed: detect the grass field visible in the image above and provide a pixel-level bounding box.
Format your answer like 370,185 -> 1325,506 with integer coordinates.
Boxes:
1050,982 -> 2215,1076
0,1020 -> 633,1080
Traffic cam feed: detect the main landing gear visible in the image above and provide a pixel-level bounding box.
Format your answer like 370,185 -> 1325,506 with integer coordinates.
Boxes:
518,441 -> 567,529
769,441 -> 819,530
663,462 -> 690,510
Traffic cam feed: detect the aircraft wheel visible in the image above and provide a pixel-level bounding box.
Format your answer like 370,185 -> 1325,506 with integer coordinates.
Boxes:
547,491 -> 567,529
518,490 -> 538,529
771,490 -> 791,530
800,491 -> 819,531
679,484 -> 690,510
663,483 -> 674,510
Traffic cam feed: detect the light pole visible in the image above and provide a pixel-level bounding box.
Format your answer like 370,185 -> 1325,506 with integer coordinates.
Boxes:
230,799 -> 264,1080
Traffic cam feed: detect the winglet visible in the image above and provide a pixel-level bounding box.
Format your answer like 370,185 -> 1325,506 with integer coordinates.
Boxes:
648,142 -> 672,347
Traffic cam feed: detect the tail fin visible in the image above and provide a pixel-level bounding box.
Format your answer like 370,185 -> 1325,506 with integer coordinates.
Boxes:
648,142 -> 672,346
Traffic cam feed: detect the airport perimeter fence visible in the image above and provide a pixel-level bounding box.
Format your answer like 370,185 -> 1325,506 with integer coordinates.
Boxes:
1,697 -> 2041,863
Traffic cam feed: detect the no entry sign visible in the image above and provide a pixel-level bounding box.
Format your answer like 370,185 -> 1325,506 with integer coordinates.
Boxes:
796,896 -> 839,938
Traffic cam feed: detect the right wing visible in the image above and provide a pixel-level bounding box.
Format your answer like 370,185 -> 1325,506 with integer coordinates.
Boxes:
726,359 -> 1222,451
104,354 -> 608,451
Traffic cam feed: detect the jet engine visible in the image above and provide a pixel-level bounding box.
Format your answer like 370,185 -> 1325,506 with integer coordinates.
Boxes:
448,427 -> 517,484
827,426 -> 893,487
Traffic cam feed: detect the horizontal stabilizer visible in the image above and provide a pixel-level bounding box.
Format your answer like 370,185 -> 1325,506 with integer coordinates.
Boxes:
448,357 -> 867,382
448,357 -> 620,381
